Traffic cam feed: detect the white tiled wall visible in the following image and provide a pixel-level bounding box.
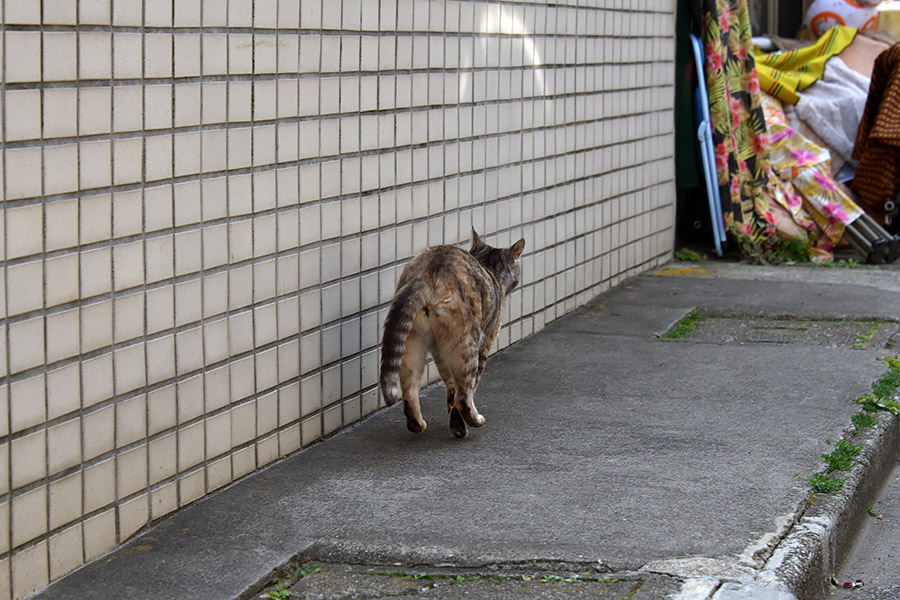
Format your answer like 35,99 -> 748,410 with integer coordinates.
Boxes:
0,0 -> 676,597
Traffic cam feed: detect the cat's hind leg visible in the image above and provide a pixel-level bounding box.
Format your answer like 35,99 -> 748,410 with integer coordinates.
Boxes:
400,326 -> 429,433
433,352 -> 466,438
450,350 -> 485,429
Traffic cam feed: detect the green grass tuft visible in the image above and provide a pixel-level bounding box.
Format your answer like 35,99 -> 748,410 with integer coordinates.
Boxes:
807,472 -> 845,493
851,412 -> 877,434
382,570 -> 509,584
675,248 -> 704,262
853,322 -> 881,349
821,439 -> 863,472
267,581 -> 292,600
296,567 -> 320,579
854,355 -> 900,415
664,311 -> 704,339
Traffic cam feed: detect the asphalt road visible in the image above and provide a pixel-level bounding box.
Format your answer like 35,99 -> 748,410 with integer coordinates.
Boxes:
828,461 -> 900,600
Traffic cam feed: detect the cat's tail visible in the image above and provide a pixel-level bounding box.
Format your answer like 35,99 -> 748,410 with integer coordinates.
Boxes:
380,279 -> 429,406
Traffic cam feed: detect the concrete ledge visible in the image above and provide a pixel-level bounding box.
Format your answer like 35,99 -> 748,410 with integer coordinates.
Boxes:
761,411 -> 900,600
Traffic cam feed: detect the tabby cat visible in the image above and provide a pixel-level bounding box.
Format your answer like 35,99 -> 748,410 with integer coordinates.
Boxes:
380,230 -> 526,438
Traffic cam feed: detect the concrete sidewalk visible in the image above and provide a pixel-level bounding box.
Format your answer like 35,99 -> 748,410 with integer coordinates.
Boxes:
34,262 -> 900,600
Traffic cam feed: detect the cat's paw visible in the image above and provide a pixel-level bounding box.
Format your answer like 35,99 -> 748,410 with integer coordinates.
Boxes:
406,419 -> 426,433
461,407 -> 485,427
449,408 -> 467,438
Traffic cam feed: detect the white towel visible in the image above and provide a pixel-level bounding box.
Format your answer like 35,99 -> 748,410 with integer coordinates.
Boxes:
795,56 -> 871,166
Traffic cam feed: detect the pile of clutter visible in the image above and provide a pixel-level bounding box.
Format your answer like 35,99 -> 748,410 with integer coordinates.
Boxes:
754,0 -> 900,263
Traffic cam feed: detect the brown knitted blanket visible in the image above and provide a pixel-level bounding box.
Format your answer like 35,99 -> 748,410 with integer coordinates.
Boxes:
851,43 -> 900,223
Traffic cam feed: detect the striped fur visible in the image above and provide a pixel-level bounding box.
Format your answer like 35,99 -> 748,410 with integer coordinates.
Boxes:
379,279 -> 429,406
379,230 -> 525,438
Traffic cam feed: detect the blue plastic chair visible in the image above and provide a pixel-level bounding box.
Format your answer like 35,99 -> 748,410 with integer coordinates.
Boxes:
689,33 -> 726,257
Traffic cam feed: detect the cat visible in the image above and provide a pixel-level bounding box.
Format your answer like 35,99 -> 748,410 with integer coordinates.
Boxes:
380,229 -> 526,438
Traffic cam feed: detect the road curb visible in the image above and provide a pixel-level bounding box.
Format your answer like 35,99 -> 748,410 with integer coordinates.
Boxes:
759,410 -> 900,600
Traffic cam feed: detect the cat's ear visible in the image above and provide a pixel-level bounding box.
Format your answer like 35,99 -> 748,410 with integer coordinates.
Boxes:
508,238 -> 525,260
471,228 -> 485,251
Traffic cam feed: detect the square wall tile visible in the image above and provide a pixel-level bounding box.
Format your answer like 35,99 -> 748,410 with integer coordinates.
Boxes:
177,375 -> 204,423
47,308 -> 81,363
80,247 -> 113,298
48,419 -> 81,476
83,458 -> 116,514
151,482 -> 178,520
83,509 -> 116,562
205,411 -> 232,459
232,446 -> 256,479
6,89 -> 42,141
83,405 -> 115,460
6,204 -> 43,259
178,468 -> 206,506
207,456 -> 232,492
149,433 -> 177,485
46,254 -> 81,307
12,486 -> 48,547
116,395 -> 147,447
232,401 -> 256,446
7,31 -> 43,83
113,32 -> 143,78
6,262 -> 43,320
49,524 -> 84,581
148,385 -> 177,436
79,32 -> 112,80
47,364 -> 81,421
12,540 -> 49,600
8,2 -> 42,23
49,472 -> 83,530
110,87 -> 142,135
177,422 -> 205,472
117,445 -> 148,498
118,494 -> 149,542
78,87 -> 112,136
8,316 -> 45,375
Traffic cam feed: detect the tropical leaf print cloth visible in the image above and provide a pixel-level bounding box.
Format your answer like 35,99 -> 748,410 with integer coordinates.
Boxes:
702,0 -> 771,236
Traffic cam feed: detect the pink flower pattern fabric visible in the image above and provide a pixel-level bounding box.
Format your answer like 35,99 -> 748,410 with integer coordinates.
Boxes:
761,93 -> 862,257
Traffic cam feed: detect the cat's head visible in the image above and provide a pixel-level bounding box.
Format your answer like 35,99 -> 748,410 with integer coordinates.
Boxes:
470,229 -> 526,295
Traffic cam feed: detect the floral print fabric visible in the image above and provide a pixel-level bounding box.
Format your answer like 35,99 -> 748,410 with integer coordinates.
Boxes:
761,94 -> 862,258
701,0 -> 772,238
701,0 -> 860,261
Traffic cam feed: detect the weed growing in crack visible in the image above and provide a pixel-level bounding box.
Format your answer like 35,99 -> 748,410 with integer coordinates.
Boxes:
856,392 -> 900,415
382,570 -> 509,584
851,412 -> 878,434
381,570 -> 623,587
296,566 -> 320,579
855,355 -> 900,415
266,581 -> 292,600
805,355 -> 900,494
540,573 -> 589,583
664,311 -> 703,339
261,566 -> 319,600
821,439 -> 863,472
807,472 -> 845,493
872,355 -> 900,400
805,439 -> 862,492
853,322 -> 881,349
